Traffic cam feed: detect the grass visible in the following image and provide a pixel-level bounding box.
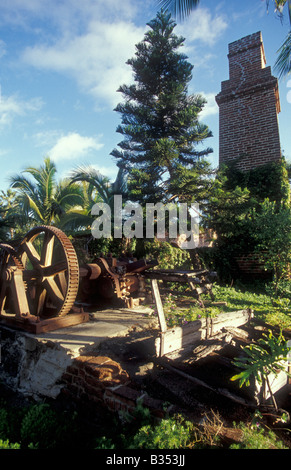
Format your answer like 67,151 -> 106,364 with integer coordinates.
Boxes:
153,282 -> 291,330
212,283 -> 291,330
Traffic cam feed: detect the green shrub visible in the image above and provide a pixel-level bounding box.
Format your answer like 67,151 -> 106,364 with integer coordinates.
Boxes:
0,439 -> 20,449
128,415 -> 193,449
136,239 -> 192,270
0,402 -> 26,444
20,403 -> 59,449
20,403 -> 81,449
95,436 -> 116,449
0,408 -> 9,440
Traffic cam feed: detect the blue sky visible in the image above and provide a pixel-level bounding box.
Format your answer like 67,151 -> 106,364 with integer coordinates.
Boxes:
0,0 -> 290,192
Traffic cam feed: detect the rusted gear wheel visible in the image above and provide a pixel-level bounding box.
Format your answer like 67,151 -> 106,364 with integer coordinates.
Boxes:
0,243 -> 22,272
17,226 -> 79,318
0,243 -> 25,314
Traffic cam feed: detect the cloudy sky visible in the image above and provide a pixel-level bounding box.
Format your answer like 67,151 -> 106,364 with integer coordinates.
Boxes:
0,0 -> 290,191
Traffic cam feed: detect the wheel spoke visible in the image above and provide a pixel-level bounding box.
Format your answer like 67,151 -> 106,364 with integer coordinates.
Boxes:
42,261 -> 67,277
21,240 -> 41,269
0,281 -> 8,312
56,271 -> 67,297
41,232 -> 55,267
34,285 -> 47,316
43,277 -> 65,308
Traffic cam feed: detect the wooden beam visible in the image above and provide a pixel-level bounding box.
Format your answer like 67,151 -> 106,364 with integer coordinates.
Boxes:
151,279 -> 167,332
0,312 -> 90,333
151,279 -> 167,356
156,309 -> 253,357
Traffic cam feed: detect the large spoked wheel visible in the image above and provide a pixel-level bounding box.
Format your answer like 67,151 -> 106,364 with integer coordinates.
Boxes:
17,226 -> 79,318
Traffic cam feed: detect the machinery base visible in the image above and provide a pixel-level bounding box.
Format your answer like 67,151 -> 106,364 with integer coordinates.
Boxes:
0,312 -> 90,334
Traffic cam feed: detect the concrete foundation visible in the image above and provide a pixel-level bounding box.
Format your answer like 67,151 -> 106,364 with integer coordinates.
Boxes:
0,307 -> 157,400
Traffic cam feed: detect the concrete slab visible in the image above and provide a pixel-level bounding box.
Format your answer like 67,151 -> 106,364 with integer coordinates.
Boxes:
32,306 -> 158,356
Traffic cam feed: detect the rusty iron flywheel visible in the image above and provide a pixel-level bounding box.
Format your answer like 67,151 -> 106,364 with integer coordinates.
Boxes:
16,225 -> 79,318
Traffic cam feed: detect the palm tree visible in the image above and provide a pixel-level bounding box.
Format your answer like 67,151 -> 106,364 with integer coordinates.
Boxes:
69,165 -> 127,205
59,165 -> 127,233
70,166 -> 112,204
0,189 -> 20,240
9,157 -> 84,229
268,1 -> 291,77
158,0 -> 291,77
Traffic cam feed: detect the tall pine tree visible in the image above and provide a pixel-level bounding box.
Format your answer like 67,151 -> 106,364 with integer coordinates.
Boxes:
111,10 -> 213,206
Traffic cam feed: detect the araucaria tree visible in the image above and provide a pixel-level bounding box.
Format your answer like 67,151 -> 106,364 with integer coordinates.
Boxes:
111,10 -> 213,206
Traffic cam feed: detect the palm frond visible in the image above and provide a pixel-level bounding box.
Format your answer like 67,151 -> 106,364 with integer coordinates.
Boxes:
10,174 -> 37,195
23,194 -> 45,223
9,158 -> 86,226
59,210 -> 93,232
157,0 -> 200,20
272,0 -> 291,24
55,180 -> 85,209
275,31 -> 291,77
70,165 -> 111,203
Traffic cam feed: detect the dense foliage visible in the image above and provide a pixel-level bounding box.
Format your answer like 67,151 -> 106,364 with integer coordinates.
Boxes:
202,158 -> 291,286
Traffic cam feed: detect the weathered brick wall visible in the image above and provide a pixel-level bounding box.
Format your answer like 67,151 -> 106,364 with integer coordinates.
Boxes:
234,253 -> 271,279
62,356 -> 130,403
216,31 -> 281,171
62,355 -> 166,418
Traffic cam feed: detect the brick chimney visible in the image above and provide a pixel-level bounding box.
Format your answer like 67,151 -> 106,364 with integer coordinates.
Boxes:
215,32 -> 281,171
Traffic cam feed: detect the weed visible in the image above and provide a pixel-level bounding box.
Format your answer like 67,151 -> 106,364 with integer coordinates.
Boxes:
229,421 -> 288,449
127,415 -> 194,449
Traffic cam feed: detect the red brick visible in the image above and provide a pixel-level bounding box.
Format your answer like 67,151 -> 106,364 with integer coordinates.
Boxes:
103,386 -> 142,413
62,355 -> 131,406
216,31 -> 281,172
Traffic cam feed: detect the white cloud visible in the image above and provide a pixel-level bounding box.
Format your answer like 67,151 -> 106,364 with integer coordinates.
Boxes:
199,92 -> 219,119
176,7 -> 228,46
32,130 -> 61,148
48,132 -> 104,161
15,0 -> 145,108
11,2 -> 227,110
22,19 -> 144,107
0,90 -> 43,127
0,149 -> 9,158
0,0 -> 138,31
91,164 -> 118,180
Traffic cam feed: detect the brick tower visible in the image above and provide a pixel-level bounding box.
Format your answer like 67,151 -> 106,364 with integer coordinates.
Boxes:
215,32 -> 281,171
